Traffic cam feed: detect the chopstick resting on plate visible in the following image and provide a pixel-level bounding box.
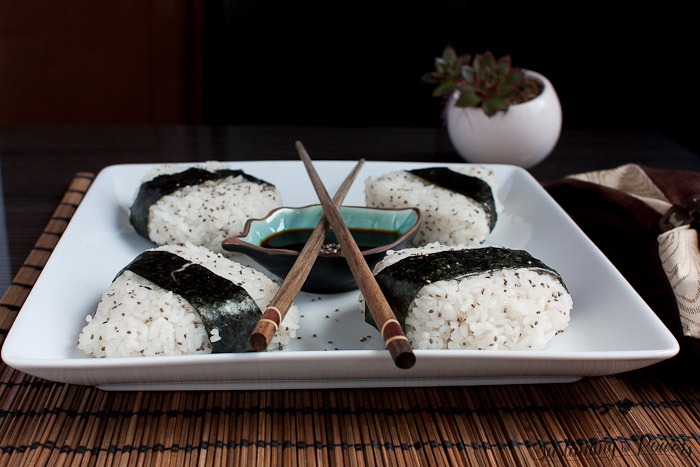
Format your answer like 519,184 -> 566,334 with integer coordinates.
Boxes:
296,141 -> 416,369
249,158 -> 366,351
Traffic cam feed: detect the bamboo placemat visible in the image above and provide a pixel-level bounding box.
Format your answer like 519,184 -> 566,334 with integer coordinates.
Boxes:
2,173 -> 700,466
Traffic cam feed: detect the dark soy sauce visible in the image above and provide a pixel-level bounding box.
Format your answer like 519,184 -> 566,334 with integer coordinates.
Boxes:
261,228 -> 402,252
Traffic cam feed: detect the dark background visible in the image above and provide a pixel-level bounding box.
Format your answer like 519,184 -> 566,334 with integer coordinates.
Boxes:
0,0 -> 697,155
203,0 -> 698,153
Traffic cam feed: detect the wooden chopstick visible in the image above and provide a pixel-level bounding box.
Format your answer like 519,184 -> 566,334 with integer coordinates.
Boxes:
296,141 -> 416,369
249,158 -> 366,351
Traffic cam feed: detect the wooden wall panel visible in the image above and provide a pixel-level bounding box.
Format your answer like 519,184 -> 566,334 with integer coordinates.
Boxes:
0,0 -> 202,124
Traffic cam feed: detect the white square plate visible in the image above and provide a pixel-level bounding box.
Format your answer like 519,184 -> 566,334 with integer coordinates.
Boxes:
1,161 -> 678,390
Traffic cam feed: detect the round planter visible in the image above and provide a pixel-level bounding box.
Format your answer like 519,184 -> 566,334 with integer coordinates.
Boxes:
445,70 -> 562,168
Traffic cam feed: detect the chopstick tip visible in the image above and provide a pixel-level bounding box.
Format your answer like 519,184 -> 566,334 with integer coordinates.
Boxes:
396,352 -> 416,370
250,332 -> 269,352
389,339 -> 416,369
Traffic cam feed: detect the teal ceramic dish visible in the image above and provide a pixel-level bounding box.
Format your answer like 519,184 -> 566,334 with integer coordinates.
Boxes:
222,204 -> 421,293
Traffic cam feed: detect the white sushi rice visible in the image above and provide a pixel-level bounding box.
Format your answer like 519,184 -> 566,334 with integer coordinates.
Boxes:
364,166 -> 502,246
140,161 -> 282,253
367,243 -> 572,351
77,243 -> 300,358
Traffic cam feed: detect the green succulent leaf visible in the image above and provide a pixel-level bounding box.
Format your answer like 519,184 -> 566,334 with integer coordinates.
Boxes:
477,52 -> 496,72
421,72 -> 439,84
491,98 -> 509,110
496,55 -> 511,69
435,60 -> 446,75
495,85 -> 514,98
479,61 -> 497,82
461,67 -> 475,84
482,98 -> 509,116
442,46 -> 457,64
455,90 -> 480,108
505,69 -> 523,86
425,46 -> 530,116
432,81 -> 456,97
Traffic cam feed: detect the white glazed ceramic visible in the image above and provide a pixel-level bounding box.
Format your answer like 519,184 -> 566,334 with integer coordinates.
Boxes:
1,161 -> 678,390
446,70 -> 562,168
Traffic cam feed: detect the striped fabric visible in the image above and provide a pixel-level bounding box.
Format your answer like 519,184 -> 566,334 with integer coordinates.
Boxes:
569,164 -> 700,339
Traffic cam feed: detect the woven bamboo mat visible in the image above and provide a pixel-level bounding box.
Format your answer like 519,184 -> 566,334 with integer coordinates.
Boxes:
2,173 -> 700,466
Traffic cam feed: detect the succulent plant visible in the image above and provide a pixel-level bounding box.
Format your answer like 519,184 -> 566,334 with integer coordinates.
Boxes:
422,46 -> 543,117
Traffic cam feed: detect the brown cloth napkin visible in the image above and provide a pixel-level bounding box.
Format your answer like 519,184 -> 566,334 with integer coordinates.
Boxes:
545,163 -> 700,353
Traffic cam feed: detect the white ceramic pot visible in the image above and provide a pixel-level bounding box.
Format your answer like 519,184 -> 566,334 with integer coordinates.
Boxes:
445,70 -> 562,168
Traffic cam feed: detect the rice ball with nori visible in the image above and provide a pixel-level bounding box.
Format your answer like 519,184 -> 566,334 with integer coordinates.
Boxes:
77,243 -> 299,357
364,166 -> 501,246
129,161 -> 282,253
363,243 -> 572,351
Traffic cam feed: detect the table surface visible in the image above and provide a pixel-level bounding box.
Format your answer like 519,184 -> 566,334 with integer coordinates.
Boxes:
1,125 -> 700,465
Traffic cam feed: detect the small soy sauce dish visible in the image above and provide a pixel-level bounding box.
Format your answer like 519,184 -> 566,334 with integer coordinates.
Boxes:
222,204 -> 421,293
